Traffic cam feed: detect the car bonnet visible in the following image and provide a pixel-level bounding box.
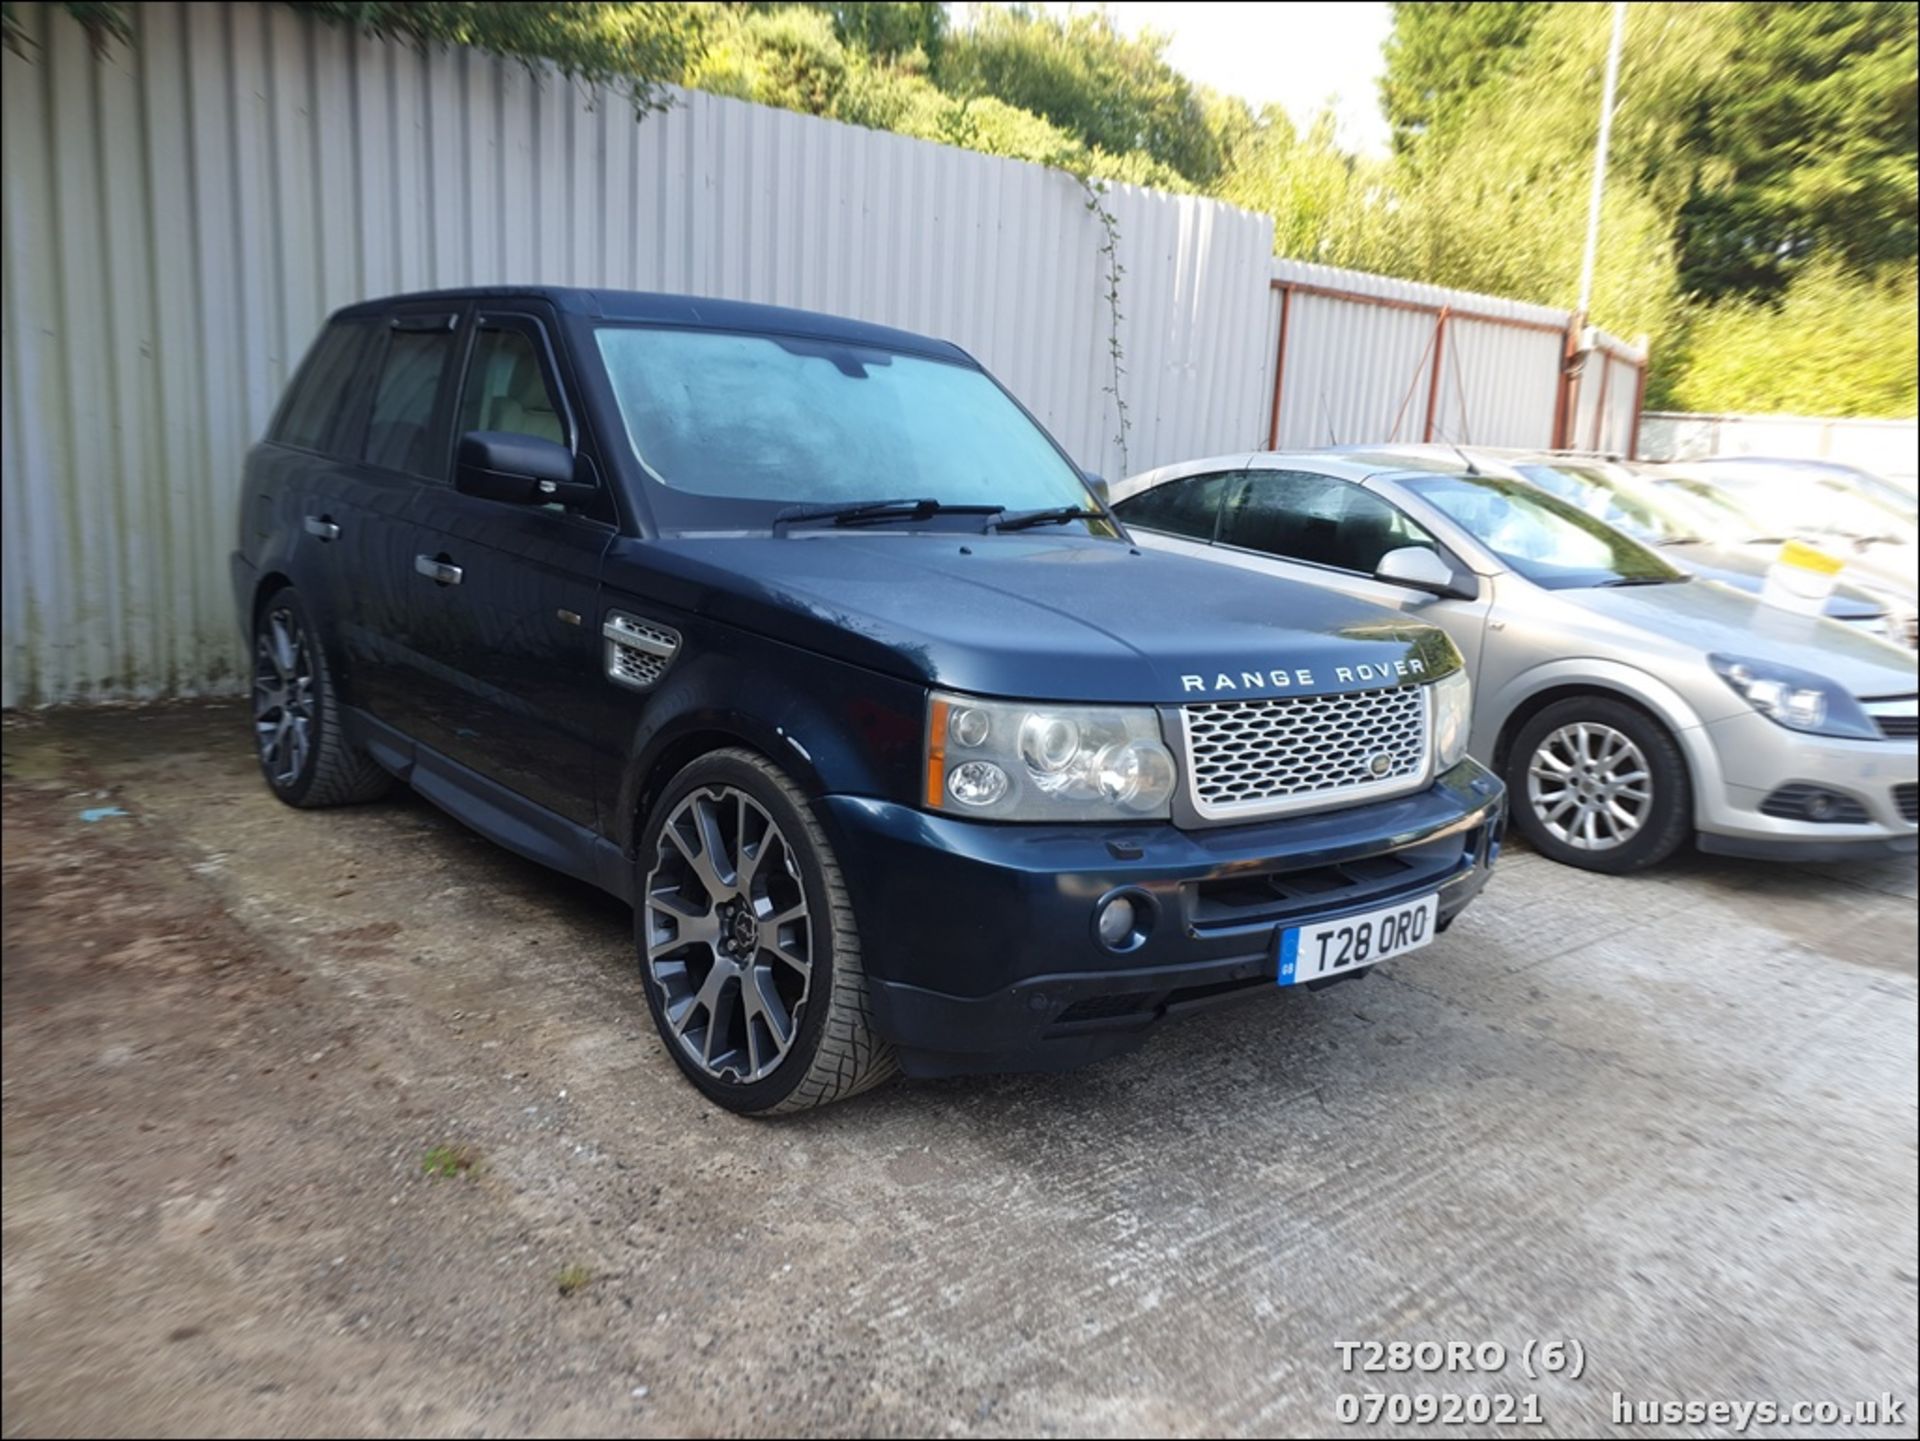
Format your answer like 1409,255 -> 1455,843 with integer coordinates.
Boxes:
619,532 -> 1461,705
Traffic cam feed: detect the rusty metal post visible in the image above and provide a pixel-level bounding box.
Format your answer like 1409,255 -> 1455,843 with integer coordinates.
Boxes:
1422,307 -> 1451,443
1551,315 -> 1582,450
1588,352 -> 1614,452
1265,283 -> 1294,450
1627,356 -> 1648,459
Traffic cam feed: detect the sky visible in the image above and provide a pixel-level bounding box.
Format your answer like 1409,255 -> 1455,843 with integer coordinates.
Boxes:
1036,2 -> 1396,156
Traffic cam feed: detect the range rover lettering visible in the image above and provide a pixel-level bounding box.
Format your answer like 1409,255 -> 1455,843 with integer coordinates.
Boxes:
233,289 -> 1504,1113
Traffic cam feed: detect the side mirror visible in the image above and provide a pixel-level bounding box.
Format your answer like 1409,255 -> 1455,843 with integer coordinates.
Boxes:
1375,545 -> 1478,600
1083,472 -> 1111,507
455,431 -> 595,507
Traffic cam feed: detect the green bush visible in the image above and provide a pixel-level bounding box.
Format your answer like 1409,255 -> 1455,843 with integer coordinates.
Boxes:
1668,265 -> 1919,417
685,7 -> 847,115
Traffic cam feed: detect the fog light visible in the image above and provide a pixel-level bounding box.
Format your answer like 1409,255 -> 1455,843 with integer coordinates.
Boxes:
946,760 -> 1009,807
1095,894 -> 1136,948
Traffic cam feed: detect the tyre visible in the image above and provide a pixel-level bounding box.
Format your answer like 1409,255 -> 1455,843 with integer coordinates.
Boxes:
635,747 -> 897,1115
1504,695 -> 1691,874
250,585 -> 394,807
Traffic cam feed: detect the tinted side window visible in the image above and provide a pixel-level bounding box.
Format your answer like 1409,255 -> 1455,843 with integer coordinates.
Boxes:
362,329 -> 458,477
1114,472 -> 1237,540
273,323 -> 375,453
458,325 -> 566,446
1219,471 -> 1440,575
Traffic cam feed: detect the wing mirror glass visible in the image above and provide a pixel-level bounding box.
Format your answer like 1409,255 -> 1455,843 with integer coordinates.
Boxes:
455,431 -> 595,507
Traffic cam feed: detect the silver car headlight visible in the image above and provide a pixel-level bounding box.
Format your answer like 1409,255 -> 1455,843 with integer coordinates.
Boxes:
925,692 -> 1178,821
1708,654 -> 1880,740
1432,668 -> 1472,768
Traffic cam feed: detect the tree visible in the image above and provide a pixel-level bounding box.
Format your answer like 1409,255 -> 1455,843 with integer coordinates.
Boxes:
935,6 -> 1229,187
791,1 -> 944,65
1671,2 -> 1918,301
1379,1 -> 1546,156
288,2 -> 706,113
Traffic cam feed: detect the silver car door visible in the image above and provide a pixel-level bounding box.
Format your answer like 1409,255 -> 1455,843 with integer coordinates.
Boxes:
1207,469 -> 1495,677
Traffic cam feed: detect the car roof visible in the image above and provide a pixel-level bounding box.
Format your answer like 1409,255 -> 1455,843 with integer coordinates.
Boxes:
1116,446 -> 1530,498
327,286 -> 975,365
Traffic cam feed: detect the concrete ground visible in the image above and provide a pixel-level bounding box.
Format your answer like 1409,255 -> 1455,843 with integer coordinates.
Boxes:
2,701 -> 1915,1439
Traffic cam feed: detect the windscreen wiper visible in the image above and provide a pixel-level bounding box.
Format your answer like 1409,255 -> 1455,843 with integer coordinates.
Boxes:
1599,575 -> 1688,587
991,506 -> 1103,533
771,498 -> 1005,535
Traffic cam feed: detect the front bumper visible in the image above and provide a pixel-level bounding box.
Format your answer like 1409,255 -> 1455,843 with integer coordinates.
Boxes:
1694,707 -> 1919,860
821,760 -> 1505,1077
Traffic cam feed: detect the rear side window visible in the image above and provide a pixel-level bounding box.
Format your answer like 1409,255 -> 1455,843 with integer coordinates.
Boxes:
1219,471 -> 1440,575
362,327 -> 459,477
273,322 -> 375,453
1114,472 -> 1237,540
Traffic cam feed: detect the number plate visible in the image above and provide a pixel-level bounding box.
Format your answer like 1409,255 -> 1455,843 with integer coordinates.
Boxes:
1277,892 -> 1440,986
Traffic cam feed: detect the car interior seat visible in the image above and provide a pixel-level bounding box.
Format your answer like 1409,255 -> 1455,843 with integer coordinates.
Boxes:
481,347 -> 564,445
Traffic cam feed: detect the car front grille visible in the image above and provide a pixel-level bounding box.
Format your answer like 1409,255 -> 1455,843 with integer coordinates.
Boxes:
1181,684 -> 1430,821
1864,694 -> 1918,741
1897,783 -> 1918,824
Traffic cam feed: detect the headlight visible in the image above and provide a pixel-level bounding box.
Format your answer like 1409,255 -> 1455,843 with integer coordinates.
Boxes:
926,692 -> 1178,821
1708,654 -> 1880,739
1432,668 -> 1472,769
1868,594 -> 1918,649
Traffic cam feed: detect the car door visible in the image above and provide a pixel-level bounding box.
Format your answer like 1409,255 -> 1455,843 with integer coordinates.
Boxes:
402,306 -> 613,829
327,303 -> 469,730
249,317 -> 382,660
1233,469 -> 1494,676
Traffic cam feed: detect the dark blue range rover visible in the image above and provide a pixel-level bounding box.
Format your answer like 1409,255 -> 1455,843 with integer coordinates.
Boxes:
232,287 -> 1504,1113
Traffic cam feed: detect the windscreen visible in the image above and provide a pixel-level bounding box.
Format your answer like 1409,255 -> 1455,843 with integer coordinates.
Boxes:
1648,474 -> 1778,542
1696,468 -> 1914,543
1514,463 -> 1691,545
1402,473 -> 1684,589
593,326 -> 1095,528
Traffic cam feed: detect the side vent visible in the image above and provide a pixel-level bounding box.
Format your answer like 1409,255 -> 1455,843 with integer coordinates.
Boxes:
603,612 -> 681,691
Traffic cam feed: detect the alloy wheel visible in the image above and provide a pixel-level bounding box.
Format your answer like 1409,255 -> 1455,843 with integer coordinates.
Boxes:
1526,721 -> 1652,851
644,785 -> 813,1085
253,605 -> 316,787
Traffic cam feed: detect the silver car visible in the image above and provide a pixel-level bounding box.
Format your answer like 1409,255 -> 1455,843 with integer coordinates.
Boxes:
1648,458 -> 1920,635
1499,453 -> 1915,647
1112,449 -> 1919,873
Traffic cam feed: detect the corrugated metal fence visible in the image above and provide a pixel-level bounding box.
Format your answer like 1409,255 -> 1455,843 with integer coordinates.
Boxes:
0,1 -> 1277,704
1640,412 -> 1919,484
1263,259 -> 1646,455
2,1 -> 1648,705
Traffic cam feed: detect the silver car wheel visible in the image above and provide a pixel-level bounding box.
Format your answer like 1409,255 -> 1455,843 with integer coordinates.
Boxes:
1526,721 -> 1652,851
252,605 -> 315,787
644,785 -> 812,1085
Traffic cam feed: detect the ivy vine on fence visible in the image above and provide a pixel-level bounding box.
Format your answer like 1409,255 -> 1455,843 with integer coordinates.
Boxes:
1080,177 -> 1131,477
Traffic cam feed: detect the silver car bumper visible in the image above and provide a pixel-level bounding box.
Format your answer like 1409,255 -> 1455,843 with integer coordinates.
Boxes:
1692,707 -> 1918,859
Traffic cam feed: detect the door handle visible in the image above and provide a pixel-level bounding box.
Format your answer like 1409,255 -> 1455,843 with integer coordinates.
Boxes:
304,515 -> 340,541
414,554 -> 463,586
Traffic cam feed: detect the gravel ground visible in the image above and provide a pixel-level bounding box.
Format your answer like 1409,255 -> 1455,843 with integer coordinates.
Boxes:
3,701 -> 1915,1438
